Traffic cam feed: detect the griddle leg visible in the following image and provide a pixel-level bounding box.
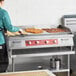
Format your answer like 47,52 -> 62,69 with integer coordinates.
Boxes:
12,57 -> 15,72
68,54 -> 70,76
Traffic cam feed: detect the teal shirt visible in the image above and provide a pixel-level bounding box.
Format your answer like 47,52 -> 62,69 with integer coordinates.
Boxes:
0,8 -> 20,45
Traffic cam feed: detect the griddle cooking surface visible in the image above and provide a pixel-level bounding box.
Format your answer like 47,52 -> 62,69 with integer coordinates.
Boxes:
9,32 -> 72,37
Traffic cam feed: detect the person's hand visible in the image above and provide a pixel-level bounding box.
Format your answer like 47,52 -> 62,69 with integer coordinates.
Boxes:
19,29 -> 24,34
19,29 -> 27,35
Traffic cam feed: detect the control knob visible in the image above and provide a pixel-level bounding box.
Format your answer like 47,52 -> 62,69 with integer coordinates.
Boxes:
53,40 -> 57,43
28,41 -> 32,44
45,41 -> 49,44
35,41 -> 40,44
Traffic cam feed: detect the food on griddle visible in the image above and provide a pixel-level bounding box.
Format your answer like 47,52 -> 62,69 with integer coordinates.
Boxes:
43,25 -> 71,33
42,28 -> 65,33
25,28 -> 43,34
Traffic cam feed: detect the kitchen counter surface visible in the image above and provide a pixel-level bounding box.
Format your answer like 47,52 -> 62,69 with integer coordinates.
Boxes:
0,70 -> 56,76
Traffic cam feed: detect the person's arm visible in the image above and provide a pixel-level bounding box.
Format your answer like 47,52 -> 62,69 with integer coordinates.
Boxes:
2,10 -> 20,32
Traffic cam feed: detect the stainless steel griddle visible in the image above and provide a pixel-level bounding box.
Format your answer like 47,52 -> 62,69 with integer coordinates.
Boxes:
7,24 -> 75,76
